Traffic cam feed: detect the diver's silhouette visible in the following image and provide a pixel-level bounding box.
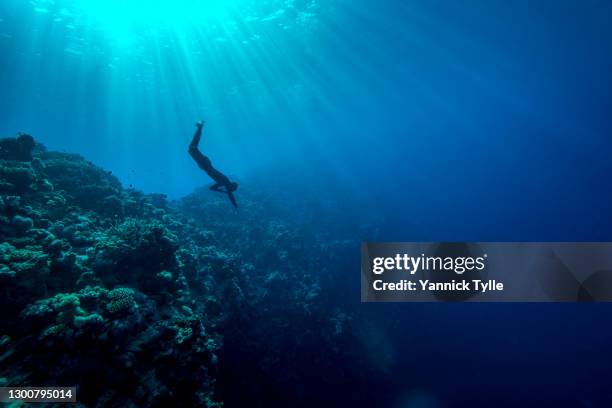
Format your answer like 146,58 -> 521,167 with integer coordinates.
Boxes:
189,120 -> 238,208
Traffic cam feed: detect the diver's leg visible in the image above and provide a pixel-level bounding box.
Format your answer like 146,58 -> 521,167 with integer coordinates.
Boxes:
188,121 -> 208,166
189,145 -> 212,170
188,120 -> 216,174
189,121 -> 204,150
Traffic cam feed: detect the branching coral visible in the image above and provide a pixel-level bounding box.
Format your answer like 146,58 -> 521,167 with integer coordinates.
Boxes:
106,287 -> 136,314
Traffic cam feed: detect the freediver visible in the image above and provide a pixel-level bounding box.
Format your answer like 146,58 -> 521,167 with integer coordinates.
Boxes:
188,120 -> 239,208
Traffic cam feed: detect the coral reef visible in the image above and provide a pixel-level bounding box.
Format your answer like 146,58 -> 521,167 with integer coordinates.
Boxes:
0,134 -> 369,407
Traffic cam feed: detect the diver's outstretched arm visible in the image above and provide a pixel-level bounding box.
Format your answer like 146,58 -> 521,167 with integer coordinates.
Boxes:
210,183 -> 225,193
189,120 -> 205,151
227,191 -> 238,209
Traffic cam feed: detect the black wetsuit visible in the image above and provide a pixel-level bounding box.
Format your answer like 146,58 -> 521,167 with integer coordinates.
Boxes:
188,124 -> 238,207
189,145 -> 231,186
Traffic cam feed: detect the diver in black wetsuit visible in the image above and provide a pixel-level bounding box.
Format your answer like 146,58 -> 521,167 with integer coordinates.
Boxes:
189,120 -> 238,208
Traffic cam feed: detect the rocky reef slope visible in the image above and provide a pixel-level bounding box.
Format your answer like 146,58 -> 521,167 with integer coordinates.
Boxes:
0,134 -> 368,407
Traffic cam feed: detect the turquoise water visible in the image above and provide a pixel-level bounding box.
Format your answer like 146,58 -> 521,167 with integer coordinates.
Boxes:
3,1 -> 611,227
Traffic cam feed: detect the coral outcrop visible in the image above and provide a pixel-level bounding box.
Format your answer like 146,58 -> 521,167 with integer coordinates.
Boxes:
0,134 -> 367,407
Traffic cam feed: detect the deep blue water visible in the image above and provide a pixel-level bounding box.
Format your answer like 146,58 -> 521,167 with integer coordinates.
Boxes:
1,0 -> 612,406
